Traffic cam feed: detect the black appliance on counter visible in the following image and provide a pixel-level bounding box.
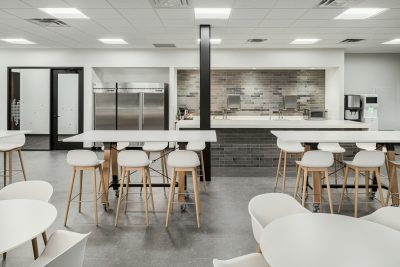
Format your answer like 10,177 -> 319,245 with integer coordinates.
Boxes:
344,94 -> 362,122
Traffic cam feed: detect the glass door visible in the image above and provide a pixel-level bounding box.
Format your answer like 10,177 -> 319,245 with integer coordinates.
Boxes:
51,69 -> 84,150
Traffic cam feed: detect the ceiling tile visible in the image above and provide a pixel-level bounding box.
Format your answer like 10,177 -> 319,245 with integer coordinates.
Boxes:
355,0 -> 400,8
62,0 -> 112,8
118,8 -> 158,19
81,8 -> 122,19
106,0 -> 152,8
192,0 -> 236,8
0,0 -> 30,8
273,0 -> 321,8
266,8 -> 307,19
195,19 -> 228,27
300,9 -> 345,20
127,18 -> 164,28
163,19 -> 195,27
228,19 -> 261,27
4,8 -> 50,19
156,9 -> 194,19
229,9 -> 269,19
291,19 -> 327,28
234,0 -> 277,8
20,0 -> 69,8
95,18 -> 132,28
258,19 -> 294,27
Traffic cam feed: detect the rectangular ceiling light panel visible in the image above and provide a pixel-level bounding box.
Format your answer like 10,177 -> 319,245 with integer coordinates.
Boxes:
290,39 -> 320,44
197,38 -> 222,44
39,8 -> 89,19
382,39 -> 400,45
194,8 -> 231,19
1,38 -> 36,44
334,8 -> 387,20
98,38 -> 128,44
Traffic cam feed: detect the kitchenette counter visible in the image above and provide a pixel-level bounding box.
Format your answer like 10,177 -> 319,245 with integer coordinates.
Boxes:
176,118 -> 369,130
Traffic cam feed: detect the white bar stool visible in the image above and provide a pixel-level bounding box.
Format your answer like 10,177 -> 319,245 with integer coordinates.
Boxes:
0,134 -> 27,187
294,151 -> 334,213
165,150 -> 201,228
318,143 -> 345,184
114,150 -> 155,226
64,150 -> 104,226
386,160 -> 400,206
186,141 -> 207,192
274,139 -> 304,192
338,150 -> 386,217
142,142 -> 169,194
356,142 -> 389,171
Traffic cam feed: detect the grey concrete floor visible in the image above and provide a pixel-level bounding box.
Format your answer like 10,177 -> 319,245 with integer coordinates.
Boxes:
0,150 -> 395,267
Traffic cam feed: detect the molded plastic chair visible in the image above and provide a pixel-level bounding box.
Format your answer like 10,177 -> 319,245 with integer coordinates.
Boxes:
338,150 -> 386,217
361,207 -> 400,232
142,142 -> 169,194
29,230 -> 90,267
0,134 -> 27,186
0,180 -> 53,201
248,193 -> 310,248
213,253 -> 270,267
186,141 -> 207,192
318,142 -> 346,184
274,139 -> 304,192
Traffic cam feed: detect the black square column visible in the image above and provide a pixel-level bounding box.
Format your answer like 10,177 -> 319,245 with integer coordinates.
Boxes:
199,24 -> 211,181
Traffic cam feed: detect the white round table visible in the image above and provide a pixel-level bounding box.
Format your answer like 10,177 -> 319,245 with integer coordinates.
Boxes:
0,199 -> 57,258
261,213 -> 400,267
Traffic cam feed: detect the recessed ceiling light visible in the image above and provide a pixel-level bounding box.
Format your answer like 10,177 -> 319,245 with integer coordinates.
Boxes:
98,38 -> 128,44
39,8 -> 89,19
1,38 -> 35,44
382,39 -> 400,45
290,39 -> 320,45
194,8 -> 231,19
334,8 -> 387,20
197,38 -> 222,44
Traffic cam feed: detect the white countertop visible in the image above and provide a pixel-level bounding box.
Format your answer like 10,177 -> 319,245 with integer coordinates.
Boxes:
176,119 -> 369,129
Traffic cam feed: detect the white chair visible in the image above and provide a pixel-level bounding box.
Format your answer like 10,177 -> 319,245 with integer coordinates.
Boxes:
248,193 -> 310,250
338,150 -> 386,217
142,142 -> 169,194
29,230 -> 90,267
186,142 -> 207,192
64,150 -> 104,226
213,253 -> 270,267
386,160 -> 400,206
362,207 -> 400,232
357,142 -> 389,171
0,180 -> 53,260
318,143 -> 345,184
115,150 -> 154,226
294,150 -> 334,213
274,139 -> 304,192
166,150 -> 201,228
0,134 -> 27,186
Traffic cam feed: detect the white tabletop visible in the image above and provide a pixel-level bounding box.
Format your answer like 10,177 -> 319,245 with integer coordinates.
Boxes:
0,199 -> 57,254
63,130 -> 217,143
0,130 -> 31,139
271,130 -> 400,143
261,213 -> 400,267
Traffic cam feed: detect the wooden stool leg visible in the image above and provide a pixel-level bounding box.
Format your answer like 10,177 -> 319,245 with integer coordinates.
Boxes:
64,168 -> 76,226
8,150 -> 12,184
92,167 -> 98,226
192,169 -> 201,228
146,167 -> 155,213
31,238 -> 39,259
365,171 -> 369,212
324,169 -> 334,214
166,168 -> 176,227
282,152 -> 288,193
3,152 -> 6,187
17,149 -> 27,181
334,154 -> 338,185
338,166 -> 349,213
274,150 -> 282,192
114,168 -> 126,226
142,168 -> 149,226
375,168 -> 385,207
160,151 -> 166,194
42,232 -> 48,245
354,168 -> 359,217
301,168 -> 308,207
78,170 -> 83,213
294,165 -> 302,199
162,150 -> 169,194
200,151 -> 207,192
125,171 -> 130,213
386,165 -> 396,206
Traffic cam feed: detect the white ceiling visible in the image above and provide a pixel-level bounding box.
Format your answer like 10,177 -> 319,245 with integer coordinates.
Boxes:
0,0 -> 399,52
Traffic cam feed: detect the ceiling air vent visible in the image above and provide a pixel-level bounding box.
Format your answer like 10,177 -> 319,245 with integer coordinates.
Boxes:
27,18 -> 69,27
151,0 -> 191,8
247,39 -> 267,43
340,39 -> 365,43
153,43 -> 176,48
316,0 -> 362,8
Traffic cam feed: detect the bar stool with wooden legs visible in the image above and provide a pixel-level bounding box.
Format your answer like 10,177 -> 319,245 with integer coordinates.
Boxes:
165,150 -> 201,228
64,150 -> 104,226
186,141 -> 207,192
385,160 -> 400,206
274,139 -> 304,193
142,142 -> 169,194
114,150 -> 155,226
338,150 -> 386,217
0,134 -> 27,187
356,142 -> 389,171
294,151 -> 334,213
318,143 -> 345,184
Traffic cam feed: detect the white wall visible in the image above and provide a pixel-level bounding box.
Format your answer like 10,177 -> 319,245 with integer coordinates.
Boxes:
0,48 -> 346,131
345,53 -> 400,130
93,67 -> 169,83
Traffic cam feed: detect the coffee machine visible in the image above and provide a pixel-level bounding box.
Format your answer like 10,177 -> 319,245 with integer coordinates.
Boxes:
344,95 -> 362,122
361,94 -> 379,130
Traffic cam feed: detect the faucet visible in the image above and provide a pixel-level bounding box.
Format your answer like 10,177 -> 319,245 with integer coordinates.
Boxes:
223,108 -> 228,119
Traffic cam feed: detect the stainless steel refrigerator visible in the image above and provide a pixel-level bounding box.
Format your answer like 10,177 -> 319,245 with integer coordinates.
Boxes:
93,82 -> 168,131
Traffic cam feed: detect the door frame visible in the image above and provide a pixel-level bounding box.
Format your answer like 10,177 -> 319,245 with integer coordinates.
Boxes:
7,67 -> 84,150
